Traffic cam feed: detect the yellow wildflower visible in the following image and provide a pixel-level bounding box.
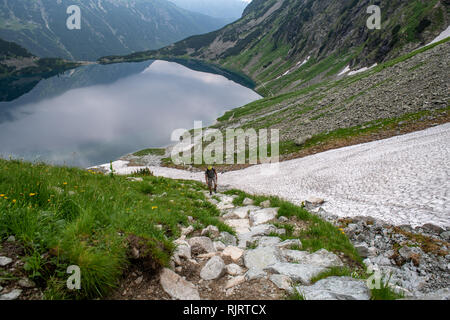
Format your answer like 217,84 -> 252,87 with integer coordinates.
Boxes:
29,193 -> 36,196
12,199 -> 16,203
152,206 -> 158,210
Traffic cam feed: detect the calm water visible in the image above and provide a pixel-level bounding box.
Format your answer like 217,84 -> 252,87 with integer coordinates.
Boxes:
0,60 -> 260,167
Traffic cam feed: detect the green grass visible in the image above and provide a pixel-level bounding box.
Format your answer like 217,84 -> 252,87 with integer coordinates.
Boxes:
370,279 -> 405,300
310,267 -> 353,284
132,148 -> 166,157
0,159 -> 232,299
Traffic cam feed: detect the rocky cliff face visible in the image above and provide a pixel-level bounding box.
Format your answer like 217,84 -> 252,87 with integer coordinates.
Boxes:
102,0 -> 449,94
0,0 -> 229,61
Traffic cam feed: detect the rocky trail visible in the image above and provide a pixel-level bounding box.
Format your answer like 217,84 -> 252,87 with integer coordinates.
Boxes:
110,192 -> 371,300
109,191 -> 449,300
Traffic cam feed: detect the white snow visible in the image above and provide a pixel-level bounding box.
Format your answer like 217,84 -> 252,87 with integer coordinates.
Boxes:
296,56 -> 310,67
426,25 -> 450,46
93,123 -> 450,228
338,65 -> 350,76
338,64 -> 378,77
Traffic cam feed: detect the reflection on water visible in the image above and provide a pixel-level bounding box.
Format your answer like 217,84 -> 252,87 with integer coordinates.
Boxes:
0,60 -> 261,167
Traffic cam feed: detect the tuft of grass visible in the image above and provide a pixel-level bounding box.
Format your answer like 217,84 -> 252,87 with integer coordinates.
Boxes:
310,267 -> 352,284
132,148 -> 166,157
370,278 -> 405,300
287,288 -> 305,300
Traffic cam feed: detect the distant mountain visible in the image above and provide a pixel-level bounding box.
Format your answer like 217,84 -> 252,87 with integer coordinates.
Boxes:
101,0 -> 449,96
0,38 -> 78,101
168,0 -> 251,19
0,0 -> 229,61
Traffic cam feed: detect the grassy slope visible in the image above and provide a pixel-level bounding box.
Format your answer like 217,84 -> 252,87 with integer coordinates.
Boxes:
0,159 -> 370,299
0,159 -> 232,298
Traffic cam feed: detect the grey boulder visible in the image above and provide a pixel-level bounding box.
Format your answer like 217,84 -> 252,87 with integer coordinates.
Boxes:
296,276 -> 371,300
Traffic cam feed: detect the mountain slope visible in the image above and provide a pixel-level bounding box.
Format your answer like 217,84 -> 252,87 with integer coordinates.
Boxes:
0,38 -> 78,101
0,0 -> 229,61
100,0 -> 449,95
168,0 -> 250,19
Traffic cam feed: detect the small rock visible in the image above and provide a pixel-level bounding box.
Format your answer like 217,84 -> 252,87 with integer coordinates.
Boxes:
175,267 -> 182,273
173,240 -> 191,265
260,200 -> 271,208
187,237 -> 216,254
278,216 -> 288,223
440,231 -> 450,241
213,241 -> 226,252
200,256 -> 226,281
225,219 -> 250,234
18,278 -> 35,288
294,135 -> 312,147
421,223 -> 445,235
0,256 -> 13,267
269,274 -> 293,293
399,246 -> 413,261
0,289 -> 22,300
245,268 -> 267,281
225,264 -> 243,276
225,276 -> 245,289
305,197 -> 325,206
181,225 -> 194,236
131,247 -> 140,259
354,243 -> 370,258
243,198 -> 254,205
296,277 -> 371,300
160,268 -> 200,300
265,263 -> 328,284
126,177 -> 143,182
201,225 -> 220,238
223,206 -> 260,219
276,239 -> 302,249
255,236 -> 281,247
197,252 -> 217,259
249,208 -> 279,226
134,276 -> 144,285
218,232 -> 237,246
7,235 -> 16,242
222,246 -> 244,262
244,246 -> 283,271
282,249 -> 343,268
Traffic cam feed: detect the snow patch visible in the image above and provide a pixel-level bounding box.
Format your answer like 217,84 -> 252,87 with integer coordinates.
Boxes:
338,65 -> 350,76
426,25 -> 450,46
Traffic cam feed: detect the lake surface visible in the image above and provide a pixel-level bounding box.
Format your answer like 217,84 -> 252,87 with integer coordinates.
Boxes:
0,60 -> 261,167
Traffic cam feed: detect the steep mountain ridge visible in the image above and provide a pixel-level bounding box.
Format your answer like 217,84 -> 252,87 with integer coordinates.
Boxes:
0,0 -> 229,61
100,0 -> 449,95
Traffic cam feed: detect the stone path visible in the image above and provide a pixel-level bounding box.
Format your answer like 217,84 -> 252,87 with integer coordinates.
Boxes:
159,192 -> 371,300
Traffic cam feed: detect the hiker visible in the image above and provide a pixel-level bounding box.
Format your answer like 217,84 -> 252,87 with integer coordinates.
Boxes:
205,165 -> 218,195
